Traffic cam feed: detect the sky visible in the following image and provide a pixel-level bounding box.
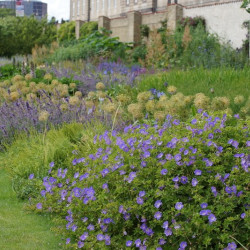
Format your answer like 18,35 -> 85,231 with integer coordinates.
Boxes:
42,0 -> 70,21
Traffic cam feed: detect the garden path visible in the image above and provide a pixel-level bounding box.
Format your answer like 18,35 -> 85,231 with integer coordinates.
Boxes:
0,168 -> 61,250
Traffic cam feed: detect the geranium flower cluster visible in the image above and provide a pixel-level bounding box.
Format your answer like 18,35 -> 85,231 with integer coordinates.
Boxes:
34,112 -> 249,249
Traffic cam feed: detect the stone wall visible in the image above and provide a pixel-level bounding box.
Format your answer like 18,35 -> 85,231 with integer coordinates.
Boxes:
183,0 -> 249,48
72,0 -> 249,49
97,5 -> 181,44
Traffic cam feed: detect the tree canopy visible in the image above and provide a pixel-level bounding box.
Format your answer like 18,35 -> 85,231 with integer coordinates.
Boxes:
0,16 -> 57,57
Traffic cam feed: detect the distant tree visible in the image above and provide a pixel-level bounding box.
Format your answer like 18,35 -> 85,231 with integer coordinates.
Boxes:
0,8 -> 15,18
61,18 -> 66,24
0,16 -> 57,57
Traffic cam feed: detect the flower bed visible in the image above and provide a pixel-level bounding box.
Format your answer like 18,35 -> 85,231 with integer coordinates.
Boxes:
32,112 -> 249,249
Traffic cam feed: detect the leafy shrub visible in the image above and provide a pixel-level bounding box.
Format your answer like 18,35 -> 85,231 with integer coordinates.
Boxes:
49,29 -> 131,63
32,112 -> 249,249
57,21 -> 76,43
178,17 -> 206,30
0,64 -> 17,78
80,22 -> 98,39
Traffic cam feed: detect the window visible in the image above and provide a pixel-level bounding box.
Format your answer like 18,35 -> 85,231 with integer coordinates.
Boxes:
102,0 -> 104,10
72,1 -> 75,16
97,0 -> 99,11
135,0 -> 138,3
126,0 -> 130,5
77,0 -> 80,15
114,0 -> 116,8
108,0 -> 110,8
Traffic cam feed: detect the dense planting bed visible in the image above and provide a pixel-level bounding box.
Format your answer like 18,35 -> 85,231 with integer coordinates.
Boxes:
26,113 -> 249,249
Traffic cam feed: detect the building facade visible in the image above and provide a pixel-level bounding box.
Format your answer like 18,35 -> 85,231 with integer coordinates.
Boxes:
0,0 -> 47,20
70,0 -> 249,49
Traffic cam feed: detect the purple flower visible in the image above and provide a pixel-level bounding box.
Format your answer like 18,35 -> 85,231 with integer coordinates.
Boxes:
157,153 -> 164,159
162,221 -> 169,229
200,210 -> 211,216
154,200 -> 162,209
87,224 -> 95,231
66,238 -> 70,244
135,239 -> 141,247
164,228 -> 172,236
74,172 -> 79,179
126,240 -> 133,247
78,241 -> 84,248
137,197 -> 144,205
36,203 -> 42,209
180,176 -> 188,184
211,186 -> 218,196
224,242 -> 237,250
159,238 -> 166,245
174,154 -> 182,162
194,169 -> 202,176
127,172 -> 136,183
241,213 -> 246,219
97,234 -> 104,241
49,162 -> 54,168
191,119 -> 197,124
102,183 -> 108,190
165,154 -> 173,160
208,213 -> 216,224
143,151 -> 150,158
71,224 -> 77,232
173,176 -> 179,182
29,173 -> 34,179
232,140 -> 239,148
145,227 -> 154,236
161,169 -> 168,175
175,202 -> 184,210
192,178 -> 198,187
154,211 -> 162,220
139,191 -> 146,197
79,232 -> 88,241
200,203 -> 208,208
180,241 -> 187,249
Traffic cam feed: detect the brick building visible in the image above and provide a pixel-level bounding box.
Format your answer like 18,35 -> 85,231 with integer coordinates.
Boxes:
70,0 -> 249,49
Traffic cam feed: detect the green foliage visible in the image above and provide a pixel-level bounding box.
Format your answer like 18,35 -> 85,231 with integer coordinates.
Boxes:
0,16 -> 57,57
178,16 -> 206,30
171,24 -> 248,69
79,21 -> 98,39
136,67 -> 250,114
0,64 -> 19,78
0,8 -> 15,18
31,113 -> 249,249
140,24 -> 150,38
241,0 -> 250,13
131,44 -> 147,62
49,29 -> 131,63
57,21 -> 76,43
0,123 -> 84,199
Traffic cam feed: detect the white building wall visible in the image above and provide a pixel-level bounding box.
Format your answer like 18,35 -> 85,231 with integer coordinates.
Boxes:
183,1 -> 250,48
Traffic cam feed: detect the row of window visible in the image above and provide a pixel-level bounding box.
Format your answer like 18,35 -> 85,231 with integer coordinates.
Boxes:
72,0 -> 118,16
72,0 -> 148,17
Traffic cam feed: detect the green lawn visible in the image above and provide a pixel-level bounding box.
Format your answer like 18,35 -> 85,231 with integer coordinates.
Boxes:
138,67 -> 250,99
0,168 -> 62,250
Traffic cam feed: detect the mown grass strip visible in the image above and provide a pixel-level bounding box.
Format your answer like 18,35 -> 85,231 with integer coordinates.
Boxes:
0,168 -> 62,250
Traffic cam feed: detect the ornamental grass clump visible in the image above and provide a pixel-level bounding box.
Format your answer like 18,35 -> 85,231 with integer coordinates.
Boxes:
32,112 -> 249,249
